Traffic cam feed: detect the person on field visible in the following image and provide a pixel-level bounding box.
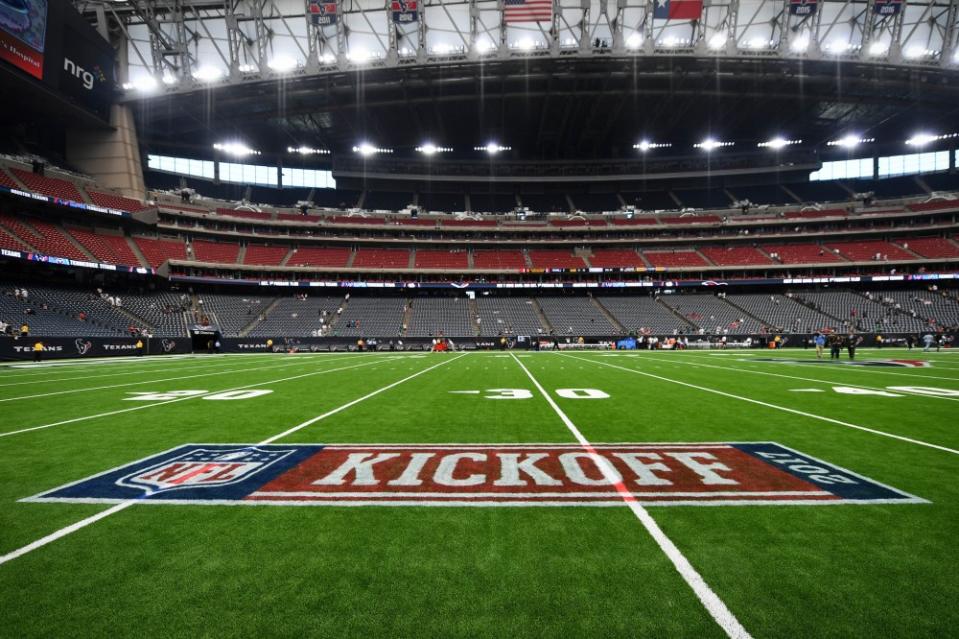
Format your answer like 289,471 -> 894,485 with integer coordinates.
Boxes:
33,340 -> 43,363
846,333 -> 861,360
922,333 -> 935,351
814,332 -> 826,360
829,333 -> 842,360
135,339 -> 144,356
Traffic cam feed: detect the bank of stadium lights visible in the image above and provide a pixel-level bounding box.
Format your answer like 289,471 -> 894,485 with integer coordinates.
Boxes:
825,41 -> 858,55
868,41 -> 890,57
694,139 -> 735,151
743,38 -> 772,50
634,141 -> 672,152
287,146 -> 330,156
626,33 -> 644,50
827,135 -> 875,149
904,46 -> 935,60
353,143 -> 393,157
267,55 -> 299,73
192,65 -> 224,82
476,143 -> 511,155
659,36 -> 689,48
474,39 -> 495,55
161,72 -> 178,86
708,32 -> 727,50
123,76 -> 157,92
319,53 -> 336,65
213,142 -> 260,157
416,144 -> 453,156
347,48 -> 372,64
516,38 -> 537,52
758,137 -> 802,150
790,35 -> 810,53
906,133 -> 959,147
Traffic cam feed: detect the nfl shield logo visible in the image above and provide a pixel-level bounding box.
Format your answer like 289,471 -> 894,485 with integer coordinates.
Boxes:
117,447 -> 295,495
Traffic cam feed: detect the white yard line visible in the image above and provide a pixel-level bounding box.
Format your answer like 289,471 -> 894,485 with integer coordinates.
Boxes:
0,355 -> 387,439
509,353 -> 752,639
561,353 -> 959,456
0,353 -> 465,567
614,354 -> 959,402
0,357 -> 348,403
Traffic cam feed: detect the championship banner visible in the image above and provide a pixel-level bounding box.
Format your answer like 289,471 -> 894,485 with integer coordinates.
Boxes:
873,0 -> 903,15
789,0 -> 817,16
391,0 -> 418,23
308,1 -> 337,26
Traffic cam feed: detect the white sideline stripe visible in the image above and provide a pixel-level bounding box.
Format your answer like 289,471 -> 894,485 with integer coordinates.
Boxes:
633,355 -> 959,402
0,356 -> 285,388
562,354 -> 959,456
0,353 -> 465,567
0,355 -> 383,439
508,353 -> 752,639
259,353 -> 468,444
0,358 -> 331,402
251,490 -> 826,498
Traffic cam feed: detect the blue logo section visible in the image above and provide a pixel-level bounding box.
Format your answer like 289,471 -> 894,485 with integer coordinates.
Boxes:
733,443 -> 915,501
35,444 -> 323,502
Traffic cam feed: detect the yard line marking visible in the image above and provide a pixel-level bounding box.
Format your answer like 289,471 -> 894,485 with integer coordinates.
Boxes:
0,353 -> 465,567
0,355 -> 390,439
0,358 -> 339,403
789,389 -> 825,393
562,354 -> 959,456
448,390 -> 481,394
628,355 -> 959,402
260,354 -> 468,443
509,353 -> 752,639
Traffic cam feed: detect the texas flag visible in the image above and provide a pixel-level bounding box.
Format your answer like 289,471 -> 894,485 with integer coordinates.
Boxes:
653,0 -> 703,20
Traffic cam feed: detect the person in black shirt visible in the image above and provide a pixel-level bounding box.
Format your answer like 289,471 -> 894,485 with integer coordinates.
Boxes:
846,333 -> 861,360
829,334 -> 842,360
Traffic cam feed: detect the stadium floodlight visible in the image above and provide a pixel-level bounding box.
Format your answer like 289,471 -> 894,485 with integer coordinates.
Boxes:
694,139 -> 735,151
474,38 -> 494,54
192,65 -> 224,82
267,55 -> 298,73
517,38 -> 536,52
288,146 -> 330,156
127,76 -> 157,93
353,143 -> 392,157
868,41 -> 889,56
431,43 -> 454,55
347,48 -> 371,64
416,143 -> 453,156
319,52 -> 336,65
903,46 -> 929,60
475,143 -> 510,155
213,142 -> 260,157
634,140 -> 672,152
708,32 -> 726,50
626,33 -> 644,50
746,38 -> 770,50
237,63 -> 258,73
790,35 -> 810,53
825,41 -> 852,55
906,132 -> 959,147
161,72 -> 178,86
758,137 -> 802,150
827,135 -> 874,148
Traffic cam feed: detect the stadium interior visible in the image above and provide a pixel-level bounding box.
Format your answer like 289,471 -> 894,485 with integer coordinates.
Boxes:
1,1 -> 958,637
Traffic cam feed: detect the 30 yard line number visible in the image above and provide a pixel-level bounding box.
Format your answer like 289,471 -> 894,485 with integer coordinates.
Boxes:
450,388 -> 610,400
125,389 -> 274,401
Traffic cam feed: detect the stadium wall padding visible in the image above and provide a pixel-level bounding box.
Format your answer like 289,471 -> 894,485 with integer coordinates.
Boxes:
0,337 -> 192,361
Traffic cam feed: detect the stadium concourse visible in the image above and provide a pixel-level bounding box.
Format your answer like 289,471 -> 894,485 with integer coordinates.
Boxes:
3,0 -> 959,636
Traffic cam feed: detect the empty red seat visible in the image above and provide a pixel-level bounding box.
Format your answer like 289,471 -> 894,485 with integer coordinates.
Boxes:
763,243 -> 844,264
352,248 -> 410,269
287,247 -> 351,267
414,250 -> 469,269
642,250 -> 709,268
699,246 -> 774,266
10,168 -> 83,201
68,228 -> 140,265
473,250 -> 526,270
895,237 -> 959,259
134,237 -> 187,267
825,241 -> 914,262
87,191 -> 149,212
216,208 -> 273,221
192,239 -> 240,264
244,244 -> 288,265
528,250 -> 586,269
588,249 -> 646,268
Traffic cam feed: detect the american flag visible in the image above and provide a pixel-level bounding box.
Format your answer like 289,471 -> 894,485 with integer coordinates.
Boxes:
504,0 -> 553,23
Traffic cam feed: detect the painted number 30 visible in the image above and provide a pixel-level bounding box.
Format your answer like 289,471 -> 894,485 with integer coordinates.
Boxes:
483,388 -> 609,400
125,389 -> 273,401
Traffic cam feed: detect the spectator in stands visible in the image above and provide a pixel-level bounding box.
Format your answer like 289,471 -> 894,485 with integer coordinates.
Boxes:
20,322 -> 29,337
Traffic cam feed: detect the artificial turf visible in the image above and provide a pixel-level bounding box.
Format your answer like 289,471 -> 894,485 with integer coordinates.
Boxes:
0,348 -> 957,637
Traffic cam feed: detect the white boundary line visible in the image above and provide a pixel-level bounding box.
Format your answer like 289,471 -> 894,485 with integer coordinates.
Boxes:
0,357 -> 346,403
621,354 -> 959,402
508,353 -> 752,639
561,353 -> 959,456
0,354 -> 384,439
0,353 -> 465,567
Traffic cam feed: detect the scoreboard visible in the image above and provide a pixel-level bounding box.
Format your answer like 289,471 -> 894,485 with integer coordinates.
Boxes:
0,0 -> 115,121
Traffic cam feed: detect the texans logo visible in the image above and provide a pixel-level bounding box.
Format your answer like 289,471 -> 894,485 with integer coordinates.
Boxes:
75,339 -> 93,355
161,339 -> 176,353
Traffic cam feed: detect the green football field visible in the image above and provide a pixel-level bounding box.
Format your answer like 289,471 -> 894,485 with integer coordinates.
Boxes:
1,348 -> 957,638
